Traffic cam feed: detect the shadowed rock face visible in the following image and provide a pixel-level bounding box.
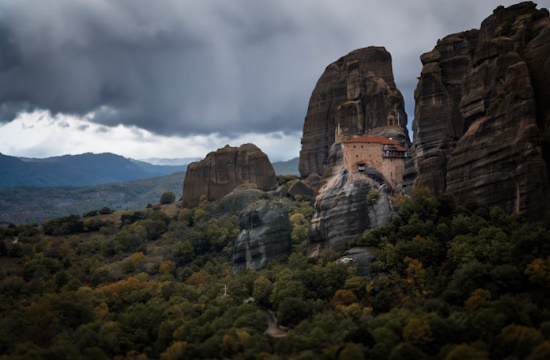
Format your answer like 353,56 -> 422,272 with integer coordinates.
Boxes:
407,2 -> 550,222
182,144 -> 278,209
308,143 -> 393,255
299,47 -> 409,178
232,200 -> 291,273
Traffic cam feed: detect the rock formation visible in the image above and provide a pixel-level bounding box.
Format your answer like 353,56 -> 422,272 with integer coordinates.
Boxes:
288,180 -> 314,199
407,2 -> 550,222
299,47 -> 410,178
337,248 -> 375,276
308,143 -> 393,255
182,144 -> 278,209
211,184 -> 264,217
232,200 -> 291,273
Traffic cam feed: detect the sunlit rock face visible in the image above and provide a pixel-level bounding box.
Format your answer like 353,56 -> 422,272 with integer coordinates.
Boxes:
182,144 -> 277,209
407,2 -> 550,222
299,46 -> 409,179
232,200 -> 291,273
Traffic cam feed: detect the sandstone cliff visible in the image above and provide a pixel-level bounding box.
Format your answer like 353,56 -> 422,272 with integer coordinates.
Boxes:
299,47 -> 409,178
232,200 -> 291,273
308,142 -> 393,255
182,144 -> 278,209
407,2 -> 550,222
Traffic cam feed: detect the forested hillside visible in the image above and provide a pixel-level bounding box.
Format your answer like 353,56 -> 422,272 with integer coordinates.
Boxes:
1,190 -> 550,359
0,172 -> 184,225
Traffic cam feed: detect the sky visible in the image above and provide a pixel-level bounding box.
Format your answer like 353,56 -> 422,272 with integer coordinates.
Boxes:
0,0 -> 547,163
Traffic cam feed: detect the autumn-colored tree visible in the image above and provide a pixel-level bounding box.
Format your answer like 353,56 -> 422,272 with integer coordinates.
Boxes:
525,257 -> 550,286
465,288 -> 491,311
404,256 -> 427,298
444,344 -> 489,360
331,289 -> 358,308
403,318 -> 432,348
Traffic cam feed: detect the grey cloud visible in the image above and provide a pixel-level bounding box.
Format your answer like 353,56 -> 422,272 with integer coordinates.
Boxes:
0,0 -> 541,138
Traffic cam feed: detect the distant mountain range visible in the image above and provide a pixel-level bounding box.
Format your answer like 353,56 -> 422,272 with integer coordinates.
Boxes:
0,152 -> 189,189
272,157 -> 299,176
0,152 -> 299,189
0,153 -> 299,224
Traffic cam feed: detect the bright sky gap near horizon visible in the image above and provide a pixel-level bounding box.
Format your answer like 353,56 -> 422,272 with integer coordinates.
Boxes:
0,0 -> 547,162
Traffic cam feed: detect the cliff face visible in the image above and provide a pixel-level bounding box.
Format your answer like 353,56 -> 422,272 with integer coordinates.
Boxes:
408,2 -> 550,222
182,144 -> 278,208
308,143 -> 393,255
232,200 -> 291,273
299,47 -> 409,178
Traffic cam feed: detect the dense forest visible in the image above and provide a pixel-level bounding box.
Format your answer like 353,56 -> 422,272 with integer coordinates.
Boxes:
1,187 -> 550,359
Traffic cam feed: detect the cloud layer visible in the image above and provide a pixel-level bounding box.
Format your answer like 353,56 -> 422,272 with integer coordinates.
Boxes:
0,0 -> 543,144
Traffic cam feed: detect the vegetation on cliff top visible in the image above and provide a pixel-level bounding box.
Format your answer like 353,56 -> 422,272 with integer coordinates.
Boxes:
1,189 -> 550,359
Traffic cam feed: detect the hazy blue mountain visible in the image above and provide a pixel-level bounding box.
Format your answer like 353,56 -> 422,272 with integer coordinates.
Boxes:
138,157 -> 201,166
130,159 -> 188,176
1,152 -> 193,189
1,153 -> 110,188
272,157 -> 299,175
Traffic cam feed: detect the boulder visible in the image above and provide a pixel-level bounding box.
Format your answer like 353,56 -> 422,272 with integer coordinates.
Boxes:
299,47 -> 409,178
182,144 -> 278,208
212,185 -> 264,217
232,200 -> 291,273
407,2 -> 550,223
337,248 -> 375,276
304,173 -> 321,191
288,180 -> 314,199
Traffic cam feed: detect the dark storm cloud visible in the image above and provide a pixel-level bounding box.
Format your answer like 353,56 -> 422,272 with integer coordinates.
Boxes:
0,0 -> 542,137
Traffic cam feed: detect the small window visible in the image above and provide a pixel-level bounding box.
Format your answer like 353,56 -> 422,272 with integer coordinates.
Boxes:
356,154 -> 359,158
353,145 -> 356,148
361,145 -> 363,148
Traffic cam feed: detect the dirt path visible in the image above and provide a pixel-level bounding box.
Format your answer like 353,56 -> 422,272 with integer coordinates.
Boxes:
264,310 -> 288,338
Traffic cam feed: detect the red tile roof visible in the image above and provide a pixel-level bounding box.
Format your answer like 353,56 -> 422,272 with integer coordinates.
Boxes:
344,136 -> 407,152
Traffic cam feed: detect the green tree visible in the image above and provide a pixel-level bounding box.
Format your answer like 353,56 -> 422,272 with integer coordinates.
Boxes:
253,276 -> 273,307
160,191 -> 176,205
99,206 -> 113,215
277,297 -> 311,327
366,190 -> 380,205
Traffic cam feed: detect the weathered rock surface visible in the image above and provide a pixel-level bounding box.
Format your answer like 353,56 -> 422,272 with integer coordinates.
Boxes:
407,2 -> 550,222
304,173 -> 321,192
308,143 -> 393,255
337,248 -> 375,276
288,180 -> 314,199
182,144 -> 278,209
299,47 -> 409,178
212,185 -> 264,217
232,200 -> 291,273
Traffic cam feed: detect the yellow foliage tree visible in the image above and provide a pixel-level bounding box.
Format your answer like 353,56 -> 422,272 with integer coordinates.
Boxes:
330,289 -> 358,308
403,318 -> 432,348
525,257 -> 550,285
404,256 -> 427,297
465,288 -> 491,311
445,344 -> 489,360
